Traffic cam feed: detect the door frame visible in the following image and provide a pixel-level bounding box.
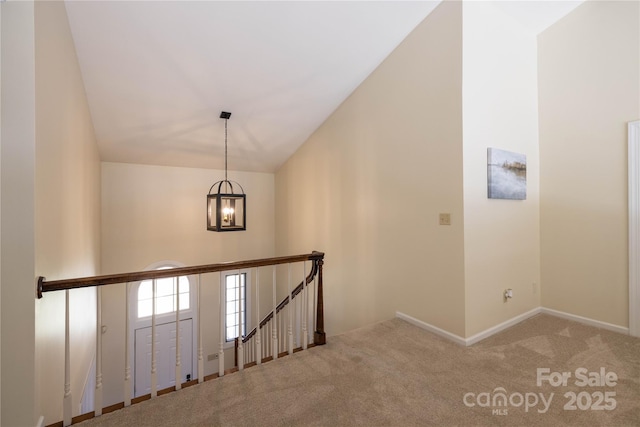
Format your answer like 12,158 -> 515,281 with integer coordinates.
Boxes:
628,120 -> 640,337
222,269 -> 252,347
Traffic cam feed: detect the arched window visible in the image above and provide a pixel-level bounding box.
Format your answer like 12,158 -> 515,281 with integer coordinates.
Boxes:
137,266 -> 190,318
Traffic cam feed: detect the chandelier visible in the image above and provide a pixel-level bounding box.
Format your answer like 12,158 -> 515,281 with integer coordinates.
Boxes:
207,111 -> 246,232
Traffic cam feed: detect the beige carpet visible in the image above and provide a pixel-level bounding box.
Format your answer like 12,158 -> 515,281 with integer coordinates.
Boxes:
78,314 -> 640,426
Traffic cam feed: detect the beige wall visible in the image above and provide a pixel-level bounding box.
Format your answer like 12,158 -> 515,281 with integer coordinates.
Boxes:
33,1 -> 103,423
100,162 -> 275,406
1,2 -> 37,426
101,163 -> 274,270
462,2 -> 541,336
1,1 -> 636,423
539,0 -> 640,328
1,7 -> 3,423
275,1 -> 466,337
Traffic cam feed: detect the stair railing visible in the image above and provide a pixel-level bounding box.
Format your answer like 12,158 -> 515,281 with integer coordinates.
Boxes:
238,256 -> 324,367
37,251 -> 325,426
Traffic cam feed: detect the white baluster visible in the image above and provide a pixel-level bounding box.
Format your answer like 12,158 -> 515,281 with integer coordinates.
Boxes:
175,275 -> 181,390
269,321 -> 272,357
302,262 -> 308,350
151,279 -> 157,397
299,289 -> 303,346
272,265 -> 278,360
63,290 -> 71,426
266,322 -> 270,358
278,316 -> 281,354
255,267 -> 261,365
237,270 -> 244,371
95,287 -> 103,415
219,272 -> 225,377
197,274 -> 204,383
293,292 -> 297,348
288,264 -> 293,355
124,283 -> 131,407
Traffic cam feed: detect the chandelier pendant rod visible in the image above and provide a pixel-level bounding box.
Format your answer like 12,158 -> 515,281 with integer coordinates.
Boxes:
224,117 -> 228,192
224,119 -> 229,181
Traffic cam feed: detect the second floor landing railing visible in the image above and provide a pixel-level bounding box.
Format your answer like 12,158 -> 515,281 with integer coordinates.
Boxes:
37,251 -> 325,427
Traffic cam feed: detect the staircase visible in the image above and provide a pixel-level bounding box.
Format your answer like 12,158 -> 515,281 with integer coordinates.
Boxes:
37,251 -> 325,427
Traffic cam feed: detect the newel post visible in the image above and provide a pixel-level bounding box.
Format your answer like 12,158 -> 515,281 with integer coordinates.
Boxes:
234,337 -> 239,368
314,257 -> 326,345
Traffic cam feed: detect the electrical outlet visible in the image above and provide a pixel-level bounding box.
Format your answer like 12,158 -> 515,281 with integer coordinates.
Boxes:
207,353 -> 219,361
439,213 -> 451,226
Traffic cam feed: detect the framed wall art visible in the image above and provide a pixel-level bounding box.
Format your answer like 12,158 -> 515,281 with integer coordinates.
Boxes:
487,148 -> 526,200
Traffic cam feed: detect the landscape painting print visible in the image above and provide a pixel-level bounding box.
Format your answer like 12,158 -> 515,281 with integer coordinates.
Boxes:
487,148 -> 526,200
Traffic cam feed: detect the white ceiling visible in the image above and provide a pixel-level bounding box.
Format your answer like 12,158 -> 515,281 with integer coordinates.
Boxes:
492,0 -> 584,35
64,0 -> 583,173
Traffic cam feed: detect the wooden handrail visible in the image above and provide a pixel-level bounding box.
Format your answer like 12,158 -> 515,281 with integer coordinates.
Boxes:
37,251 -> 324,298
39,250 -> 326,425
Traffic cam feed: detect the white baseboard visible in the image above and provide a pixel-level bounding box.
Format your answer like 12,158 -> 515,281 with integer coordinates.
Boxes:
540,307 -> 629,335
465,307 -> 541,346
396,306 -> 629,347
396,308 -> 541,347
36,415 -> 44,427
395,312 -> 467,346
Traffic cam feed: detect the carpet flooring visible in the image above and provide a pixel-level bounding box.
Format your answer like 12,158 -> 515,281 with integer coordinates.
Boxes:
78,314 -> 640,426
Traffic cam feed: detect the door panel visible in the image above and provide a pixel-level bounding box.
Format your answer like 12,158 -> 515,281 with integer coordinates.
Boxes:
134,318 -> 193,396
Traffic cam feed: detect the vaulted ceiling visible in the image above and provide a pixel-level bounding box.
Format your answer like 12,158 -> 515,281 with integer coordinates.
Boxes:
64,0 -> 583,173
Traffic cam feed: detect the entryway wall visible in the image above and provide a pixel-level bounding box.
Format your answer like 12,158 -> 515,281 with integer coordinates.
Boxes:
100,162 -> 276,408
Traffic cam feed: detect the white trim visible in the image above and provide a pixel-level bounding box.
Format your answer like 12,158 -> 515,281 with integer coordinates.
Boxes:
395,312 -> 467,346
396,309 -> 540,346
36,416 -> 44,427
222,269 -> 252,345
541,307 -> 629,335
465,308 -> 541,346
397,306 -> 629,347
629,120 -> 640,337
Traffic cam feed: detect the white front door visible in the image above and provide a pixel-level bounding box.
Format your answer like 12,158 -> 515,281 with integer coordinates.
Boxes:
134,318 -> 193,397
